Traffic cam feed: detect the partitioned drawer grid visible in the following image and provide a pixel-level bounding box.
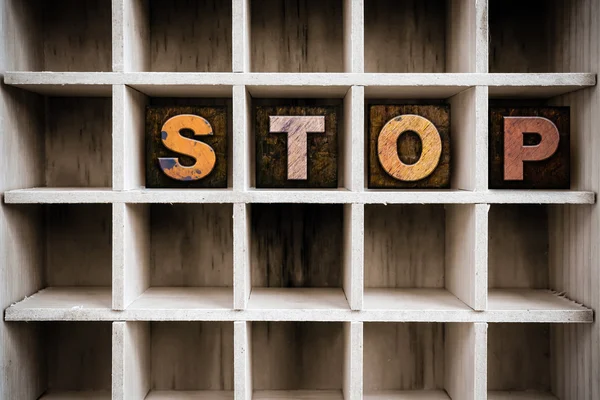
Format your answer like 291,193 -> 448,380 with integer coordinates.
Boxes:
1,1 -> 598,400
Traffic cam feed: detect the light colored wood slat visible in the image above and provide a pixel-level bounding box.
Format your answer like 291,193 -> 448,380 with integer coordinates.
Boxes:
445,323 -> 487,400
234,321 -> 252,400
4,72 -> 595,96
113,85 -> 148,190
254,390 -> 344,400
4,188 -> 596,205
446,204 -> 487,310
343,86 -> 364,191
38,391 -> 111,399
343,322 -> 362,400
145,391 -> 233,400
363,289 -> 470,312
364,391 -> 450,400
447,0 -> 478,73
487,392 -> 558,400
129,287 -> 232,310
343,204 -> 364,310
4,292 -> 593,323
343,0 -> 363,73
448,87 -> 478,190
112,322 -> 151,400
232,0 -> 250,72
234,203 -> 251,310
233,85 -> 250,190
247,288 -> 349,310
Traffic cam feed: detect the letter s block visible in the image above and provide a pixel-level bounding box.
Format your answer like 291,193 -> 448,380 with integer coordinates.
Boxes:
255,105 -> 338,188
368,105 -> 450,189
489,107 -> 569,189
146,105 -> 228,188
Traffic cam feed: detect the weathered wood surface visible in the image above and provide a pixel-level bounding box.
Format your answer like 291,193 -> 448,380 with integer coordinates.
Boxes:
489,107 -> 569,189
251,204 -> 342,288
146,105 -> 227,188
256,105 -> 337,188
269,116 -> 325,180
368,105 -> 450,189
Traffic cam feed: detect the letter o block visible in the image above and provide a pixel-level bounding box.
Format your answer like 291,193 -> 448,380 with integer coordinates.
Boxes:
368,105 -> 450,189
489,107 -> 570,189
146,105 -> 228,188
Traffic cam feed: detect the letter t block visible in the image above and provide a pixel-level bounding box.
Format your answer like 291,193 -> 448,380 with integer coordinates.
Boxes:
255,105 -> 338,188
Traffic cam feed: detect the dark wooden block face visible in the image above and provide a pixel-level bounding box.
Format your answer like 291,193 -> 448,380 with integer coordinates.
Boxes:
368,105 -> 450,189
255,105 -> 338,188
489,107 -> 570,189
146,105 -> 227,188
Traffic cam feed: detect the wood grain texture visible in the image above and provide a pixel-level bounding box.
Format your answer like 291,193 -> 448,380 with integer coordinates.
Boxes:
150,204 -> 233,287
151,322 -> 234,391
251,204 -> 342,288
146,105 -> 228,188
46,204 -> 112,286
46,97 -> 112,187
46,322 -> 112,391
149,0 -> 232,72
255,105 -> 338,188
488,323 -> 551,392
364,0 -> 446,73
41,0 -> 112,71
489,107 -> 570,189
488,205 -> 548,289
250,0 -> 343,72
363,323 -> 444,391
252,322 -> 343,390
365,205 -> 445,289
368,105 -> 450,189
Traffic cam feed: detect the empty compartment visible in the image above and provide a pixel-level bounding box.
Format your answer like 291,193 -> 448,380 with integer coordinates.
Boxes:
365,0 -> 446,73
125,203 -> 234,310
487,204 -> 591,313
248,204 -> 349,309
250,0 -> 344,72
36,322 -> 112,399
6,0 -> 111,71
488,323 -> 557,399
364,322 -> 481,400
489,0 -> 591,73
364,205 -> 474,311
252,321 -> 344,399
10,95 -> 112,188
117,321 -> 234,399
124,0 -> 232,72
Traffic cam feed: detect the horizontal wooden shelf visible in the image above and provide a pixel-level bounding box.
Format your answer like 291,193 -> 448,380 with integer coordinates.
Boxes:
248,288 -> 349,310
145,390 -> 233,400
363,288 -> 470,312
4,72 -> 595,98
5,288 -> 592,323
253,390 -> 343,400
487,391 -> 558,400
39,391 -> 111,399
364,391 -> 451,400
4,188 -> 595,205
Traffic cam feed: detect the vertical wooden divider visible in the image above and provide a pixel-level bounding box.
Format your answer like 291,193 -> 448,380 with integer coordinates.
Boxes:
113,84 -> 150,310
343,322 -> 363,400
445,204 -> 488,311
447,0 -> 488,73
343,204 -> 364,311
235,321 -> 253,400
445,322 -> 487,400
113,321 -> 151,400
343,0 -> 364,73
232,0 -> 251,72
233,84 -> 251,310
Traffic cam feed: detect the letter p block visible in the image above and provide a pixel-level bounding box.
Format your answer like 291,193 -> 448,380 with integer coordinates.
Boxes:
489,107 -> 570,189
